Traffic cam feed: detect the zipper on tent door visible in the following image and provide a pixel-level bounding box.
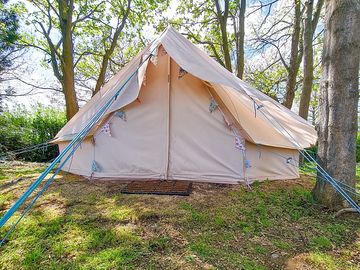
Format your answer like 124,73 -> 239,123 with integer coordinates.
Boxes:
164,52 -> 171,179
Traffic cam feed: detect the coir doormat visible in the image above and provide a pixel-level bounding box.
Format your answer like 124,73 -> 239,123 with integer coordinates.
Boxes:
121,180 -> 192,196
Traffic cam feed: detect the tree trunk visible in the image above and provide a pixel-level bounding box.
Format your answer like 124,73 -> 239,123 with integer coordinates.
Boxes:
282,0 -> 302,109
214,0 -> 232,72
312,0 -> 360,209
236,0 -> 246,79
92,0 -> 131,96
93,52 -> 110,96
59,0 -> 78,120
220,21 -> 232,72
298,1 -> 314,119
299,0 -> 324,120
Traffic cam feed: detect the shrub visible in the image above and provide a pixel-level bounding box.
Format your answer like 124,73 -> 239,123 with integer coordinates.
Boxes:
0,104 -> 66,162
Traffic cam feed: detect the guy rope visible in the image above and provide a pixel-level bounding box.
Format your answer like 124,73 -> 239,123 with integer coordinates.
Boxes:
0,44 -> 157,246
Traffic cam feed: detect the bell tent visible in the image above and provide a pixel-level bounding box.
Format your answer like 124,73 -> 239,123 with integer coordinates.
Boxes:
53,27 -> 317,185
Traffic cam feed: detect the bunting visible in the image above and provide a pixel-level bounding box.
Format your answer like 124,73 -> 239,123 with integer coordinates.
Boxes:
91,160 -> 99,172
209,98 -> 218,113
235,136 -> 246,151
244,159 -> 251,169
178,67 -> 188,79
115,110 -> 127,121
150,47 -> 158,66
100,121 -> 111,137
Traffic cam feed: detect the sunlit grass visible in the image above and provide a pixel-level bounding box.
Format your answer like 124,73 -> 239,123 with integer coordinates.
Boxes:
0,162 -> 359,269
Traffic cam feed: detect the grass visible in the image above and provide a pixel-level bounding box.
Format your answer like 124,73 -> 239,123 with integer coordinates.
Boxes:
0,161 -> 359,270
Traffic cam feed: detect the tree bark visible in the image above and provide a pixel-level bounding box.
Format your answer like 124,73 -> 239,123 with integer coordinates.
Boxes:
59,0 -> 78,120
236,0 -> 246,79
214,0 -> 232,72
312,0 -> 360,209
298,1 -> 314,119
299,0 -> 324,120
282,0 -> 302,109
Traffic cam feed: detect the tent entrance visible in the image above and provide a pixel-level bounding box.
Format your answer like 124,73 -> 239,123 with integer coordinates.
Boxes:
165,57 -> 245,182
121,180 -> 192,196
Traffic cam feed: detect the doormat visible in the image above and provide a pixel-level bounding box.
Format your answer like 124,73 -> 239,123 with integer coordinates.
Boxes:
121,180 -> 193,196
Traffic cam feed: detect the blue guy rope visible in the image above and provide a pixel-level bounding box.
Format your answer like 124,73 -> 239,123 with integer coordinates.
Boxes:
252,100 -> 360,213
298,161 -> 359,196
0,144 -> 80,246
0,142 -> 54,160
0,46 -> 156,237
301,149 -> 360,212
268,149 -> 360,198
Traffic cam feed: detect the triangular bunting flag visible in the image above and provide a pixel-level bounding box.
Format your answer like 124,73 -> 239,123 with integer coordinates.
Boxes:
178,67 -> 188,79
100,122 -> 111,136
115,110 -> 126,121
244,159 -> 251,169
150,47 -> 158,66
209,98 -> 218,113
235,136 -> 246,151
91,160 -> 99,172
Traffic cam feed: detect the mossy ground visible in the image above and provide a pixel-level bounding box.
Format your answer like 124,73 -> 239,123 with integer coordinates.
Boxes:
0,161 -> 359,270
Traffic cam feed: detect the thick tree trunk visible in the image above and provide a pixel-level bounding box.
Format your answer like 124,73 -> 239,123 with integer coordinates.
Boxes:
298,1 -> 314,119
282,0 -> 302,109
59,0 -> 78,120
236,0 -> 246,79
299,0 -> 324,120
312,0 -> 360,209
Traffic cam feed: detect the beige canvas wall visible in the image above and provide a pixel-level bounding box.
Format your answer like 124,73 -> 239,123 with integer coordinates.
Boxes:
167,58 -> 244,182
58,51 -> 300,184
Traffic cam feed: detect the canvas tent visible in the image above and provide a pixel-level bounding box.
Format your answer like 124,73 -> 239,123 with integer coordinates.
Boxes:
53,26 -> 317,184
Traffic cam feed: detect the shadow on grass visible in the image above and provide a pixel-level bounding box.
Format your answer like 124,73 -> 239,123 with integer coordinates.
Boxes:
0,168 -> 359,270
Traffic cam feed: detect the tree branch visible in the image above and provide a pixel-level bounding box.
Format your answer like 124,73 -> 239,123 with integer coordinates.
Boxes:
72,0 -> 105,29
183,32 -> 225,67
36,21 -> 63,82
6,76 -> 61,92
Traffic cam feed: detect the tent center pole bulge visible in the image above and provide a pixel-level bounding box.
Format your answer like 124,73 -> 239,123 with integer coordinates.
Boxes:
164,52 -> 171,179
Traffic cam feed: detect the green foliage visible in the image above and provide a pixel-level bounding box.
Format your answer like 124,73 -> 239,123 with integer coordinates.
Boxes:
172,0 -> 246,73
0,105 -> 66,162
0,0 -> 20,71
246,66 -> 288,101
22,0 -> 170,98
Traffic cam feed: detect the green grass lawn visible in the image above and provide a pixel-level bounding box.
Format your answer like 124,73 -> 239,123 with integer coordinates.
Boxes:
0,162 -> 359,270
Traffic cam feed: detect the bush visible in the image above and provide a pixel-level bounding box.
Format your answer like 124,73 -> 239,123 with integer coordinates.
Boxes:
0,105 -> 66,162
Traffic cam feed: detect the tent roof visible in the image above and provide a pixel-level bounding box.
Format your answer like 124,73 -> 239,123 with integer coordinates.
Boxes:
54,26 -> 317,149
